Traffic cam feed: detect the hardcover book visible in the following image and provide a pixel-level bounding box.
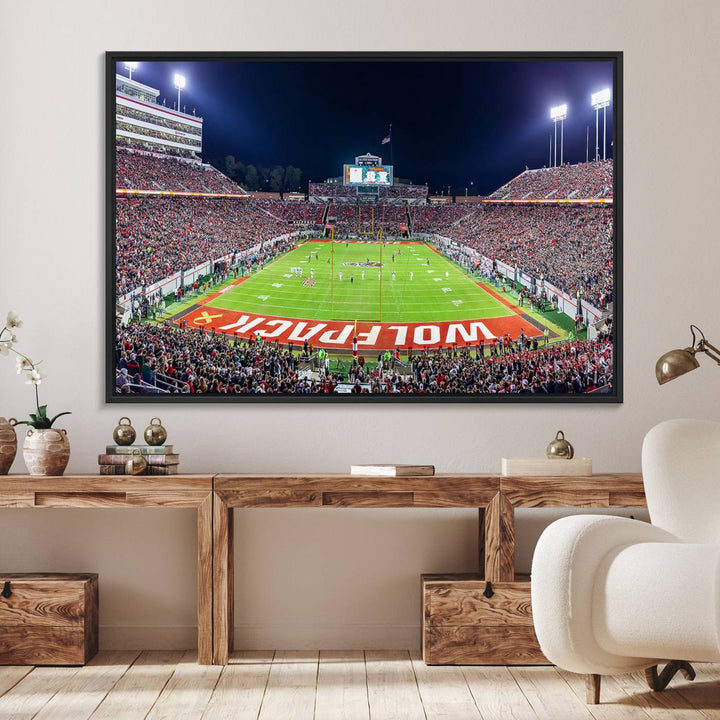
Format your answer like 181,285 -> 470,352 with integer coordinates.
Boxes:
105,445 -> 174,455
350,464 -> 435,477
98,453 -> 179,466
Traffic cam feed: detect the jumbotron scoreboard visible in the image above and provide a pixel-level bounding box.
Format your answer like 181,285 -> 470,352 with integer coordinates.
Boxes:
343,164 -> 393,186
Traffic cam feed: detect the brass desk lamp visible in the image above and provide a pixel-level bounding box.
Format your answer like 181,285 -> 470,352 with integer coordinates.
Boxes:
656,325 -> 720,384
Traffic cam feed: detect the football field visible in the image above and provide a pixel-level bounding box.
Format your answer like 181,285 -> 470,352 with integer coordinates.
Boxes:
206,240 -> 514,323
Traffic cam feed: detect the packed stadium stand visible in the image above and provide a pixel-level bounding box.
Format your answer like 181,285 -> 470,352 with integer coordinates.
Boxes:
419,204 -> 613,307
489,160 -> 613,200
115,321 -> 613,395
116,149 -> 245,194
115,196 -> 290,294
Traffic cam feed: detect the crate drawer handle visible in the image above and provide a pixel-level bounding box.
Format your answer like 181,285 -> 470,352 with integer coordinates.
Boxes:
1,581 -> 10,599
483,581 -> 494,599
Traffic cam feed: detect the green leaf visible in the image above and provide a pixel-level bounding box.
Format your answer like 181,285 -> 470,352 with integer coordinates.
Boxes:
48,411 -> 71,427
36,405 -> 48,419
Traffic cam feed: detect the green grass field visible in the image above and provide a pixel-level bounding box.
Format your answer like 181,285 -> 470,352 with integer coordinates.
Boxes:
206,240 -> 515,323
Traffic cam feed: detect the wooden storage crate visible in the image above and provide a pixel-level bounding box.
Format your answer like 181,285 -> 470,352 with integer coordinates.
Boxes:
422,573 -> 548,665
0,573 -> 98,665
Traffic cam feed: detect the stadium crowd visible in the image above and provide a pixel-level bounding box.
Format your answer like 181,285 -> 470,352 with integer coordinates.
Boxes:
117,105 -> 202,136
117,136 -> 196,159
117,122 -> 202,152
116,148 -> 243,193
489,160 -> 613,200
115,196 -> 290,294
115,321 -> 613,395
274,202 -> 325,223
450,204 -> 613,304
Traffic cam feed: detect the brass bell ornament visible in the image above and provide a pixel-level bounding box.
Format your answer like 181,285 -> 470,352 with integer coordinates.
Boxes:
546,430 -> 574,459
144,417 -> 167,446
125,449 -> 147,475
112,417 -> 136,446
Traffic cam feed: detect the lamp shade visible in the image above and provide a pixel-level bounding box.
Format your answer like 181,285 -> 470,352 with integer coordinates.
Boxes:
655,348 -> 700,385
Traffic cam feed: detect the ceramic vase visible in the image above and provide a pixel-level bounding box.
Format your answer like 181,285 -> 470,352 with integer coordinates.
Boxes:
22,428 -> 70,476
0,417 -> 17,475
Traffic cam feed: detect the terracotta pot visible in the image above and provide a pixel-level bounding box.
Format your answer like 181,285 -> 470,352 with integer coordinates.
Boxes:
22,428 -> 70,476
0,417 -> 18,475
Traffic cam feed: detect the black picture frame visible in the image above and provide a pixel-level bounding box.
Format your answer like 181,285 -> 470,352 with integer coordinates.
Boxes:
106,51 -> 622,403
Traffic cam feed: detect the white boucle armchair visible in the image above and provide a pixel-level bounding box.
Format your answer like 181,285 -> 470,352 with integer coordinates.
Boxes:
531,418 -> 720,704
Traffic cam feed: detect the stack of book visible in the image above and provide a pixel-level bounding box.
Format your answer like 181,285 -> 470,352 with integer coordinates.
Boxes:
98,445 -> 180,475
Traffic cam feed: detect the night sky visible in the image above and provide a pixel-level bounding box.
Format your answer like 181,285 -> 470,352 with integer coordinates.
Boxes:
116,57 -> 615,196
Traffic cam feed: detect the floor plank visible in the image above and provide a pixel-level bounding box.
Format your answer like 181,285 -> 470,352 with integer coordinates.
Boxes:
145,649 -> 223,720
33,651 -> 140,720
1,652 -> 717,720
314,650 -> 369,720
257,651 -> 319,720
410,649 -> 483,719
595,669 -> 700,720
0,665 -> 80,720
0,667 -> 33,699
365,650 -> 425,720
89,650 -> 184,720
510,666 -> 595,720
463,665 -> 538,720
673,664 -> 720,720
202,651 -> 274,720
555,668 -> 653,719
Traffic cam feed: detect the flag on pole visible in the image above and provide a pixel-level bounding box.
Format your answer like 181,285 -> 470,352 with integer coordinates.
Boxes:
381,125 -> 392,145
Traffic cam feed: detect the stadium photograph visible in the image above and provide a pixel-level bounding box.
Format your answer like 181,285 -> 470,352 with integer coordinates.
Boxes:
108,53 -> 620,400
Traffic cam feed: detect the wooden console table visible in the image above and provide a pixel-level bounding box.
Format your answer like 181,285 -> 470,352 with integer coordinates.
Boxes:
0,475 -> 214,665
1,473 -> 647,666
212,473 -> 645,665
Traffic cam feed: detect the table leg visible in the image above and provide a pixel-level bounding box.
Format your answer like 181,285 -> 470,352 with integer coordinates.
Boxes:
483,492 -> 515,582
478,507 -> 486,577
213,492 -> 234,665
197,493 -> 213,665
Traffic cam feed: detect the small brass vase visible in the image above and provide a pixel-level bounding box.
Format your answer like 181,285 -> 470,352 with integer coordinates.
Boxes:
144,417 -> 167,446
546,430 -> 574,459
125,449 -> 147,475
113,417 -> 136,446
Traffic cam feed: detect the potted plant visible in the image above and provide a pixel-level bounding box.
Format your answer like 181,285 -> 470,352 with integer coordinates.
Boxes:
0,312 -> 72,475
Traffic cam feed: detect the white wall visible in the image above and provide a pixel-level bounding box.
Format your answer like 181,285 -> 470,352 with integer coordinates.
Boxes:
1,0 -> 719,650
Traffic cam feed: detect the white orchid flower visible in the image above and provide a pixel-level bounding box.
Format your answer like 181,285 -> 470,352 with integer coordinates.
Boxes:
0,341 -> 10,356
6,312 -> 22,329
16,356 -> 33,373
25,368 -> 46,385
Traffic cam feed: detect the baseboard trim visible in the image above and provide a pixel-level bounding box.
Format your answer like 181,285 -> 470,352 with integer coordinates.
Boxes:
100,625 -> 198,650
99,623 -> 421,650
233,623 -> 421,650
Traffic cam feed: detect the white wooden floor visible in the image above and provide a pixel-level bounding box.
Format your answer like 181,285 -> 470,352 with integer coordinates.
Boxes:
0,650 -> 718,720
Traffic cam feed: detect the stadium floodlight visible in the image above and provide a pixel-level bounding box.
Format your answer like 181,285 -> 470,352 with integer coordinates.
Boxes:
550,104 -> 568,121
124,62 -> 138,80
591,89 -> 611,107
174,73 -> 186,111
591,88 -> 611,161
550,104 -> 568,167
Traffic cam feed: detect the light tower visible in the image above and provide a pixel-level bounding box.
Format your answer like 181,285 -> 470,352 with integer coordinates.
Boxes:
591,88 -> 611,161
550,104 -> 568,167
174,73 -> 186,112
124,62 -> 138,80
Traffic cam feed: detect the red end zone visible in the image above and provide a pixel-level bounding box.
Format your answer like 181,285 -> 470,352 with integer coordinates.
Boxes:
177,307 -> 540,352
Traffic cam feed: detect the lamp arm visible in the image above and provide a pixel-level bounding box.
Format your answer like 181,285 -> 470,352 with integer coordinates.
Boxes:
698,340 -> 720,365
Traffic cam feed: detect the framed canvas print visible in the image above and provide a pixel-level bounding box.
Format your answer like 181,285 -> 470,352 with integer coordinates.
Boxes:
107,52 -> 621,403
